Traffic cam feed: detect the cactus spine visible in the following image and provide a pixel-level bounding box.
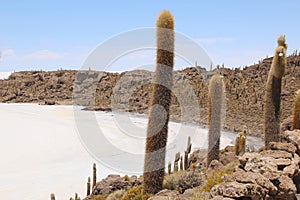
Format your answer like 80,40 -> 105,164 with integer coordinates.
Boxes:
207,74 -> 225,167
143,10 -> 174,194
92,163 -> 97,190
87,177 -> 91,196
293,89 -> 300,130
264,35 -> 287,149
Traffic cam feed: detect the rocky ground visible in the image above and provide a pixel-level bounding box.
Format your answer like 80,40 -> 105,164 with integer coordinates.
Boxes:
1,55 -> 299,137
80,129 -> 300,200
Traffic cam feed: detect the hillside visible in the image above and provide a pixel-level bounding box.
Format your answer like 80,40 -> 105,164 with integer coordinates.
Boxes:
0,55 -> 299,136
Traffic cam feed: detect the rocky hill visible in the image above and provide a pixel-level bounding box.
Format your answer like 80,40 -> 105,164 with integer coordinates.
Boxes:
0,55 -> 299,136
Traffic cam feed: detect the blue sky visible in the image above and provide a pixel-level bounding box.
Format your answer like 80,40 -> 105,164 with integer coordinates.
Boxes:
0,0 -> 299,72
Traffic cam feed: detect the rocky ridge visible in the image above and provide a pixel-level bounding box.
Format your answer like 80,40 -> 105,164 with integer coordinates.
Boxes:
0,55 -> 299,136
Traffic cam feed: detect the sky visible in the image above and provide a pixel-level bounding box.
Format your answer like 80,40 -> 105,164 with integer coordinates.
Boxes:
0,0 -> 299,72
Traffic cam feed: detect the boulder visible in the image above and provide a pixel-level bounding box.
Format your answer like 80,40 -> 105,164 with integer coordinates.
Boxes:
148,189 -> 180,200
92,174 -> 141,195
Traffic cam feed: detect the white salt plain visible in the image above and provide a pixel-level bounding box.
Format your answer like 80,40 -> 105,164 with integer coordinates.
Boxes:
0,103 -> 263,200
0,72 -> 11,80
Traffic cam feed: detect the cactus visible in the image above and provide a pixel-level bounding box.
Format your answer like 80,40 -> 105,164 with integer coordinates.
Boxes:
264,35 -> 287,149
92,163 -> 97,190
75,193 -> 80,200
50,193 -> 55,200
293,89 -> 300,130
87,177 -> 91,196
207,74 -> 225,167
173,152 -> 180,172
180,156 -> 183,171
167,162 -> 172,175
235,132 -> 246,156
184,136 -> 192,170
143,10 -> 174,194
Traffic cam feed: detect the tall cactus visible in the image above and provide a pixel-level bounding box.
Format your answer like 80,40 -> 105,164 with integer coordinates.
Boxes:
264,35 -> 287,148
207,74 -> 225,167
143,10 -> 174,194
293,89 -> 300,130
92,163 -> 97,190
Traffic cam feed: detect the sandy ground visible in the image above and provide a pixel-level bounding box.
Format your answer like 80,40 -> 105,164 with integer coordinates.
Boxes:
0,103 -> 263,199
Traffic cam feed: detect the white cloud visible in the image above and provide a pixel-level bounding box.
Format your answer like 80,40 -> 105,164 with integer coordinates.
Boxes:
23,50 -> 64,60
197,37 -> 234,45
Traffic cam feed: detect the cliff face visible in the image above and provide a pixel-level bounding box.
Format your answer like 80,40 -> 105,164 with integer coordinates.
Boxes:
0,55 -> 299,136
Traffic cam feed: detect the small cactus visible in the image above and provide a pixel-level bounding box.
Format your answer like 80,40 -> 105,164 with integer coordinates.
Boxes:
174,152 -> 180,172
87,177 -> 91,196
167,162 -> 172,175
264,35 -> 287,149
235,131 -> 246,156
180,156 -> 183,171
75,193 -> 80,200
50,193 -> 55,200
207,74 -> 225,167
293,89 -> 300,130
184,136 -> 192,170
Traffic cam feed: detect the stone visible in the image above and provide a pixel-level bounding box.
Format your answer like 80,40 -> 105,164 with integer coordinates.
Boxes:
148,189 -> 180,200
92,174 -> 141,195
244,157 -> 278,174
283,130 -> 300,151
239,152 -> 262,167
211,196 -> 235,200
219,152 -> 238,166
276,175 -> 296,200
273,158 -> 291,169
260,150 -> 292,159
206,160 -> 224,177
269,142 -> 296,154
211,182 -> 267,199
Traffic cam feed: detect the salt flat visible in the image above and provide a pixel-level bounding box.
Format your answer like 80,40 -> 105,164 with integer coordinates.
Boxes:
0,72 -> 11,80
0,103 -> 263,199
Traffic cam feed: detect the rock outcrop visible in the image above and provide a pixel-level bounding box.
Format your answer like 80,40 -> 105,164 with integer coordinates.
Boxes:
210,130 -> 300,199
91,174 -> 141,195
0,55 -> 299,137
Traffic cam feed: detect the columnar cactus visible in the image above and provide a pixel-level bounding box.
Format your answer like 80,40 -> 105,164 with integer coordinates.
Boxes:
173,152 -> 180,172
207,74 -> 225,167
235,132 -> 246,156
264,35 -> 287,148
87,177 -> 91,196
92,163 -> 97,190
184,136 -> 192,170
293,89 -> 300,130
167,162 -> 172,175
143,10 -> 174,194
180,156 -> 183,171
50,193 -> 55,200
